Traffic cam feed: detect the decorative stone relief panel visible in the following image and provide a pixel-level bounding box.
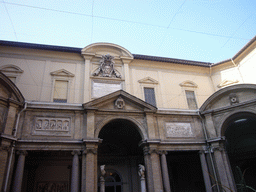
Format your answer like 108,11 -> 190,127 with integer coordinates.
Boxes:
32,117 -> 71,136
165,122 -> 194,137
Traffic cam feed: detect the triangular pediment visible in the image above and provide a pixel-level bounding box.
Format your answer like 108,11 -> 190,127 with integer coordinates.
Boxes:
50,69 -> 75,77
179,80 -> 198,88
83,90 -> 157,112
138,77 -> 158,84
217,79 -> 239,88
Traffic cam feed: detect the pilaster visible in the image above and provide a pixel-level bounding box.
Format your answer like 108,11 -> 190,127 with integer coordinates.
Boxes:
4,104 -> 17,135
84,144 -> 98,192
145,112 -> 156,139
83,55 -> 94,103
143,146 -> 163,192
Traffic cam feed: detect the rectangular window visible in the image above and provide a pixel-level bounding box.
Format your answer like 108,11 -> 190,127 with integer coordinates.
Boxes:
144,87 -> 156,106
53,80 -> 68,103
185,90 -> 198,109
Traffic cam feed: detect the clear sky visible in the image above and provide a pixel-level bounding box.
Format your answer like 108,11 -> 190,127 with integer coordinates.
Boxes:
1,0 -> 255,63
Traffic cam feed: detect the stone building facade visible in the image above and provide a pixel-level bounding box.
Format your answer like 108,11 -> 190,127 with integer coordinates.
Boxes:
0,36 -> 256,192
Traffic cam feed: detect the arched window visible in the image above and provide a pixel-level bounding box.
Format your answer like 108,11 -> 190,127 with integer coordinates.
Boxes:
99,169 -> 122,192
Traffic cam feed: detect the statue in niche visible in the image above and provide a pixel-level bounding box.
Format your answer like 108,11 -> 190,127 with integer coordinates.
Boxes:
138,164 -> 145,179
100,165 -> 106,177
93,54 -> 121,78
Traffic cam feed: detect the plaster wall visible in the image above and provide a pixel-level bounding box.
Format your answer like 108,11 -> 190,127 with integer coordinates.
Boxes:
130,60 -> 214,109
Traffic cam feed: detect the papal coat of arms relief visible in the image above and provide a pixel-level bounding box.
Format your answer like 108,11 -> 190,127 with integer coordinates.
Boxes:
92,54 -> 121,78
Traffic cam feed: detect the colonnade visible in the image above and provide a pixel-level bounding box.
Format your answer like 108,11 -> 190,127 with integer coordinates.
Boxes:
11,145 -> 234,192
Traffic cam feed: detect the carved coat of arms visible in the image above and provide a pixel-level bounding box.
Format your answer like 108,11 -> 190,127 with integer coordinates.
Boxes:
93,54 -> 121,78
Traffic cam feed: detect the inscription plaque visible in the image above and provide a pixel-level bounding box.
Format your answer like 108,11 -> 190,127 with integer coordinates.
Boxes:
165,122 -> 193,137
92,81 -> 122,98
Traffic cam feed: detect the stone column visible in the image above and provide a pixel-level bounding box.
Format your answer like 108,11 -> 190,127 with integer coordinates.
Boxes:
85,145 -> 98,192
100,176 -> 105,192
12,150 -> 27,192
81,150 -> 86,192
71,150 -> 81,192
199,151 -> 212,192
160,151 -> 171,192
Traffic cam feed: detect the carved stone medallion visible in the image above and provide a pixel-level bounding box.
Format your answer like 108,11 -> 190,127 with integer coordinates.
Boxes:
229,93 -> 239,105
115,96 -> 125,109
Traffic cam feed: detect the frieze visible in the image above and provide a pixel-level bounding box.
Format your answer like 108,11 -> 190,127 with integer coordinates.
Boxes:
165,122 -> 194,137
33,117 -> 71,136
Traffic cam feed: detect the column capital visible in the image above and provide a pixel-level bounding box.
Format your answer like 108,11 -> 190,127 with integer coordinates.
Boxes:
16,150 -> 28,156
0,145 -> 11,152
159,150 -> 167,155
83,148 -> 97,155
143,146 -> 161,155
71,150 -> 81,156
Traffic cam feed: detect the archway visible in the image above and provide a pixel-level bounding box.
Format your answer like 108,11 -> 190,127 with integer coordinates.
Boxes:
98,119 -> 144,192
223,112 -> 256,191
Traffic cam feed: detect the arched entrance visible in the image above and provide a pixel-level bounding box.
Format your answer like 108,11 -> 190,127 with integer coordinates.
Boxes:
98,119 -> 144,192
223,112 -> 256,191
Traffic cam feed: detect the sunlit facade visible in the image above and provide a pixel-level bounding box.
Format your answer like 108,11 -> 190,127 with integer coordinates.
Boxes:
0,36 -> 256,192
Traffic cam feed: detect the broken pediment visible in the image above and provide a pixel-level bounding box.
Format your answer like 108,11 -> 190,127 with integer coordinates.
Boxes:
83,90 -> 157,112
179,80 -> 198,88
50,69 -> 75,77
138,77 -> 158,84
217,79 -> 239,88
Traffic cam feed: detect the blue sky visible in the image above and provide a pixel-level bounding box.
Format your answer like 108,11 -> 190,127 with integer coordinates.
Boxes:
1,0 -> 255,63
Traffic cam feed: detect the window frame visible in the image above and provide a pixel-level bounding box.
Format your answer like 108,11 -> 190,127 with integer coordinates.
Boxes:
138,77 -> 159,107
179,80 -> 198,110
50,69 -> 74,103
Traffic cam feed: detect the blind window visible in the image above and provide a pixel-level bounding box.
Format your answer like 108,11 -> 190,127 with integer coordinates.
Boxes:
185,90 -> 198,109
53,80 -> 68,103
144,88 -> 156,106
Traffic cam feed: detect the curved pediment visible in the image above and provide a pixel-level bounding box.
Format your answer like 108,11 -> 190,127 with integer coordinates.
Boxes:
0,65 -> 24,73
81,43 -> 134,60
200,84 -> 256,113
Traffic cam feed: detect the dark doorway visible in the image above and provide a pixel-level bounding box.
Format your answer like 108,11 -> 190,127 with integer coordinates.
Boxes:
166,151 -> 205,192
98,119 -> 144,192
224,113 -> 256,191
20,151 -> 72,192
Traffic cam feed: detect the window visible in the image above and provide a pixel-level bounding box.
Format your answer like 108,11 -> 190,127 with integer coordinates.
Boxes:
53,80 -> 68,103
50,69 -> 74,103
185,90 -> 198,109
144,87 -> 156,106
